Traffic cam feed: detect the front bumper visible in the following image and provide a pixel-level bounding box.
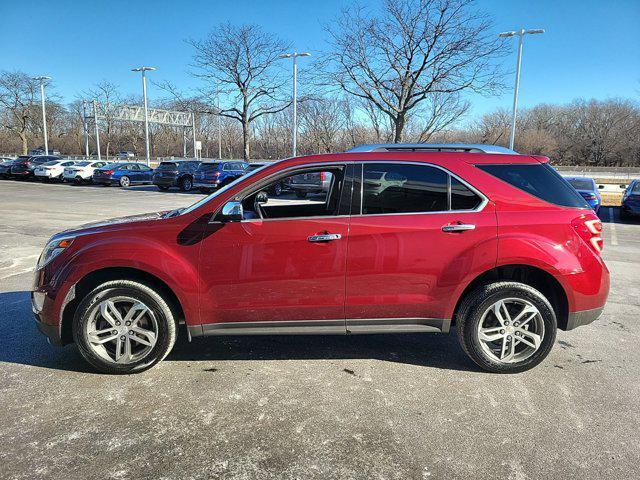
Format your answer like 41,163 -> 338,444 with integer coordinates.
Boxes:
32,290 -> 64,346
566,307 -> 604,330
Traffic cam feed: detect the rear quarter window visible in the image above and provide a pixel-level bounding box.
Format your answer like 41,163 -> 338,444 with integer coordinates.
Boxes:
478,163 -> 589,209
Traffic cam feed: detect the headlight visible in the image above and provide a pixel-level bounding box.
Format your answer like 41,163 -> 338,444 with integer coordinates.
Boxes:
37,237 -> 75,269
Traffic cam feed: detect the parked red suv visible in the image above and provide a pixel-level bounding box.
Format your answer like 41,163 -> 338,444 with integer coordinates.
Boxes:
32,144 -> 609,374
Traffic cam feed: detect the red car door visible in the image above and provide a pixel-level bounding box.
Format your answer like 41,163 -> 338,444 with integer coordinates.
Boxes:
197,164 -> 352,331
345,162 -> 498,332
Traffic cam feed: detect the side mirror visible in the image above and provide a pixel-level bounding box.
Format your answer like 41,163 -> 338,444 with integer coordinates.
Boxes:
255,191 -> 269,204
598,184 -> 604,189
219,201 -> 243,222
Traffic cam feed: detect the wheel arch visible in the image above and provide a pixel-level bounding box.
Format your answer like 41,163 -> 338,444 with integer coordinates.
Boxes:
60,266 -> 185,345
452,264 -> 570,330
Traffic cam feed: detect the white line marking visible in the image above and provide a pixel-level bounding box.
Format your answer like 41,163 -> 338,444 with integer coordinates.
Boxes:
608,207 -> 619,246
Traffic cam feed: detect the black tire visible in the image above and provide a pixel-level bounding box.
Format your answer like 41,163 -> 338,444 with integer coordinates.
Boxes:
157,185 -> 170,191
74,176 -> 83,185
179,176 -> 193,192
72,280 -> 177,374
119,176 -> 131,188
455,281 -> 557,373
295,190 -> 307,199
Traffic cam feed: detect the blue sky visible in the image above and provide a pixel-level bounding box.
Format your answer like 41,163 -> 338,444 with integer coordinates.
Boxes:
2,0 -> 639,120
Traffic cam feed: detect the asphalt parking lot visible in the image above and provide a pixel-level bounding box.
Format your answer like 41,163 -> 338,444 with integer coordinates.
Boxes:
1,180 -> 639,480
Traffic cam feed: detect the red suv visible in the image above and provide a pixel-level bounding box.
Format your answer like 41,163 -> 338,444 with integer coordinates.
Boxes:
32,144 -> 609,374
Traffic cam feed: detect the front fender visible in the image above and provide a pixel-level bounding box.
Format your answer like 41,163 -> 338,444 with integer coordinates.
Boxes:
47,233 -> 201,326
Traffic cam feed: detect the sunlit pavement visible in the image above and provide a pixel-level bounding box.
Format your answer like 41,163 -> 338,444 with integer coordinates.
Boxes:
1,181 -> 638,480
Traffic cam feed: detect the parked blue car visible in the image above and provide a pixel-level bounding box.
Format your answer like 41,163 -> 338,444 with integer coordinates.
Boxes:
93,162 -> 154,187
621,179 -> 640,220
566,176 -> 601,213
193,160 -> 249,193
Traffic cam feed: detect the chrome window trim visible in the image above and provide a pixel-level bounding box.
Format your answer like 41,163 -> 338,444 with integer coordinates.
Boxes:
209,159 -> 489,223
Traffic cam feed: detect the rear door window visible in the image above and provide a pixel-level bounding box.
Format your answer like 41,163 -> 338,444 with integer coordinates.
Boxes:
478,163 -> 589,208
451,177 -> 482,210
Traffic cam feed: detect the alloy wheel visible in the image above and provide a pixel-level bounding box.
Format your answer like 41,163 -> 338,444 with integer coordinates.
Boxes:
85,297 -> 158,364
476,298 -> 544,364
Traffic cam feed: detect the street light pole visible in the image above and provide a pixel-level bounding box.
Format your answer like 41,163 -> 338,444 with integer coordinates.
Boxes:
131,66 -> 156,165
93,100 -> 101,161
82,100 -> 90,157
499,28 -> 544,150
280,52 -> 310,157
33,76 -> 51,155
217,89 -> 222,159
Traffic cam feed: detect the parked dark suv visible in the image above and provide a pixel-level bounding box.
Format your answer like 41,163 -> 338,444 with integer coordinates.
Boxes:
152,160 -> 201,192
193,160 -> 249,193
11,155 -> 61,179
32,143 -> 608,374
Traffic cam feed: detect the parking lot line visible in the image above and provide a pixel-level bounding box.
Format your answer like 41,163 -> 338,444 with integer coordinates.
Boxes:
608,207 -> 619,246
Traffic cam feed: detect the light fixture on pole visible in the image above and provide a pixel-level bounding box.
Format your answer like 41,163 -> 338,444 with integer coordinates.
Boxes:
280,52 -> 311,157
499,28 -> 544,150
131,66 -> 156,165
33,76 -> 51,155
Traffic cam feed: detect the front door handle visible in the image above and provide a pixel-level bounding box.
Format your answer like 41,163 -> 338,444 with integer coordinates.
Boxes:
442,224 -> 476,232
308,233 -> 342,242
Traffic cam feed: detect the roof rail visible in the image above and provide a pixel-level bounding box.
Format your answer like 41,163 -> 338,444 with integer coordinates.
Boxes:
347,143 -> 518,155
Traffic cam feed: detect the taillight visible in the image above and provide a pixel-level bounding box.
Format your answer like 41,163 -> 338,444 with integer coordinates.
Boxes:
103,170 -> 114,175
572,215 -> 603,254
320,172 -> 326,181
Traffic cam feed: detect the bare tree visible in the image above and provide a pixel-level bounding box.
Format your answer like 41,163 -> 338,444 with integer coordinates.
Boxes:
84,81 -> 123,159
0,71 -> 39,154
189,23 -> 291,160
322,0 -> 505,143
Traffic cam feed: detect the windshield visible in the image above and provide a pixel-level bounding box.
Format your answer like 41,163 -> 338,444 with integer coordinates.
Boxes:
631,182 -> 640,195
42,160 -> 61,166
568,178 -> 594,191
74,161 -> 90,167
179,166 -> 266,216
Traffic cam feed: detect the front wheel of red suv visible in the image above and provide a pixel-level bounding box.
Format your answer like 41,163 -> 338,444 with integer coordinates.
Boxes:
72,280 -> 177,374
456,282 -> 557,373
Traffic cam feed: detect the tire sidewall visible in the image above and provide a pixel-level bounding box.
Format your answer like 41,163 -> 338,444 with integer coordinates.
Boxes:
119,176 -> 130,188
73,282 -> 175,374
180,176 -> 193,191
460,283 -> 557,373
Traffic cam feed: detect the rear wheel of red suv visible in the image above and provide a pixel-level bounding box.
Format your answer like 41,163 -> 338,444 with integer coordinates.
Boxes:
72,280 -> 177,374
456,282 -> 557,373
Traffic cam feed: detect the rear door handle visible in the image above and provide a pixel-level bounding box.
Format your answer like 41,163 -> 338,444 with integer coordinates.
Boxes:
308,233 -> 342,242
442,224 -> 476,232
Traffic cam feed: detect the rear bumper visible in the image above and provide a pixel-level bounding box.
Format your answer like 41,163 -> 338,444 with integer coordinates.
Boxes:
193,182 -> 220,189
94,177 -> 116,185
153,177 -> 178,187
565,307 -> 604,330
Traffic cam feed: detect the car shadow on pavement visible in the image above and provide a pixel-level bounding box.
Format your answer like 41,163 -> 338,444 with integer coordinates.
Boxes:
0,290 -> 477,373
0,291 -> 94,373
169,328 -> 478,372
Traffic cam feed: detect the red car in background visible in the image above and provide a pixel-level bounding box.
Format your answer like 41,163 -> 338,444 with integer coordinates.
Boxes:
32,144 -> 609,374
